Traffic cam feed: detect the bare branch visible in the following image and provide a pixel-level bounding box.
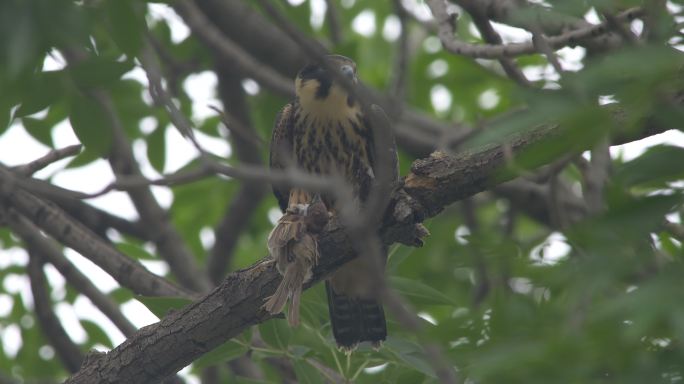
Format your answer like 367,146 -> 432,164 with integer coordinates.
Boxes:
426,1 -> 643,59
530,26 -> 564,75
466,7 -> 532,87
209,105 -> 264,149
74,166 -> 215,200
13,144 -> 82,176
452,0 -> 624,52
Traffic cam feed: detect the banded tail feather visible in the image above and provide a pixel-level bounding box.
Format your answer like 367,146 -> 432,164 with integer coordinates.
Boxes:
325,281 -> 386,351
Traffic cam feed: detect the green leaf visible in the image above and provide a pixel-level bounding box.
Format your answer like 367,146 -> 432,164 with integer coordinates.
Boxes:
192,340 -> 247,370
388,276 -> 458,306
293,359 -> 323,384
0,99 -> 13,134
259,318 -> 291,350
22,117 -> 54,147
136,296 -> 192,319
109,287 -> 134,304
383,338 -> 437,378
69,57 -> 133,89
147,125 -> 166,173
66,146 -> 100,168
69,94 -> 112,155
234,378 -> 278,384
116,242 -> 157,260
81,319 -> 113,348
15,71 -> 64,118
615,145 -> 684,188
105,0 -> 143,56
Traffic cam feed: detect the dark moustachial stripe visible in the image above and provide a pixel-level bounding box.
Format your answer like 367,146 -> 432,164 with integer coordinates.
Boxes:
315,76 -> 332,99
346,95 -> 355,107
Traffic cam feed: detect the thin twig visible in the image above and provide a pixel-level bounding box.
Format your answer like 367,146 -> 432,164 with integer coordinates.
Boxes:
530,27 -> 564,75
209,105 -> 264,148
75,166 -> 214,200
74,161 -> 336,200
468,8 -> 532,87
13,144 -> 82,176
426,1 -> 643,59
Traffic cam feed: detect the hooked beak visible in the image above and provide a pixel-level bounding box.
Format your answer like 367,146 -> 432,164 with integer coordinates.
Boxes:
340,64 -> 357,83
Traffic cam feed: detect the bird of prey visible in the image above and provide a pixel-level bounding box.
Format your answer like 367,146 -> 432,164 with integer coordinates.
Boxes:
268,54 -> 397,350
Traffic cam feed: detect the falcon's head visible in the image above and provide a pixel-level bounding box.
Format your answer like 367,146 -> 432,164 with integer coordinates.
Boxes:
295,55 -> 359,118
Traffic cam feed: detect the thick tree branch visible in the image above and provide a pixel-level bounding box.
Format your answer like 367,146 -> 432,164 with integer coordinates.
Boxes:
12,144 -> 82,176
0,166 -> 190,298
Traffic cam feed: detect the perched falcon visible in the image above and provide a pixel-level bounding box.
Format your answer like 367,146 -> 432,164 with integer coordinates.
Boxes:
269,55 -> 397,350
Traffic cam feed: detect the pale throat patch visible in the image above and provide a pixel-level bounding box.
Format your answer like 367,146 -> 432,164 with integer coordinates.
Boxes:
295,78 -> 360,121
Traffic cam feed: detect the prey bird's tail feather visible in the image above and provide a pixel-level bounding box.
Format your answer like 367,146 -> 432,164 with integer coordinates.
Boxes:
325,281 -> 386,351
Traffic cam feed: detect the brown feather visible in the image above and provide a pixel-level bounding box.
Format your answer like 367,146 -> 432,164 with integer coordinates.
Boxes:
263,210 -> 321,326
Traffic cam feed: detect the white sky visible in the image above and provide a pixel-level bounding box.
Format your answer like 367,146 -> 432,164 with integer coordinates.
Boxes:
1,1 -> 683,381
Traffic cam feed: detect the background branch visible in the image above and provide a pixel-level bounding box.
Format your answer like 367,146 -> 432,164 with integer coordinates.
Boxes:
27,253 -> 84,373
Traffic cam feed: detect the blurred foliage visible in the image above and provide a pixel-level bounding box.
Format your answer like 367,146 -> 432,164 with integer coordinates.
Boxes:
0,0 -> 683,383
